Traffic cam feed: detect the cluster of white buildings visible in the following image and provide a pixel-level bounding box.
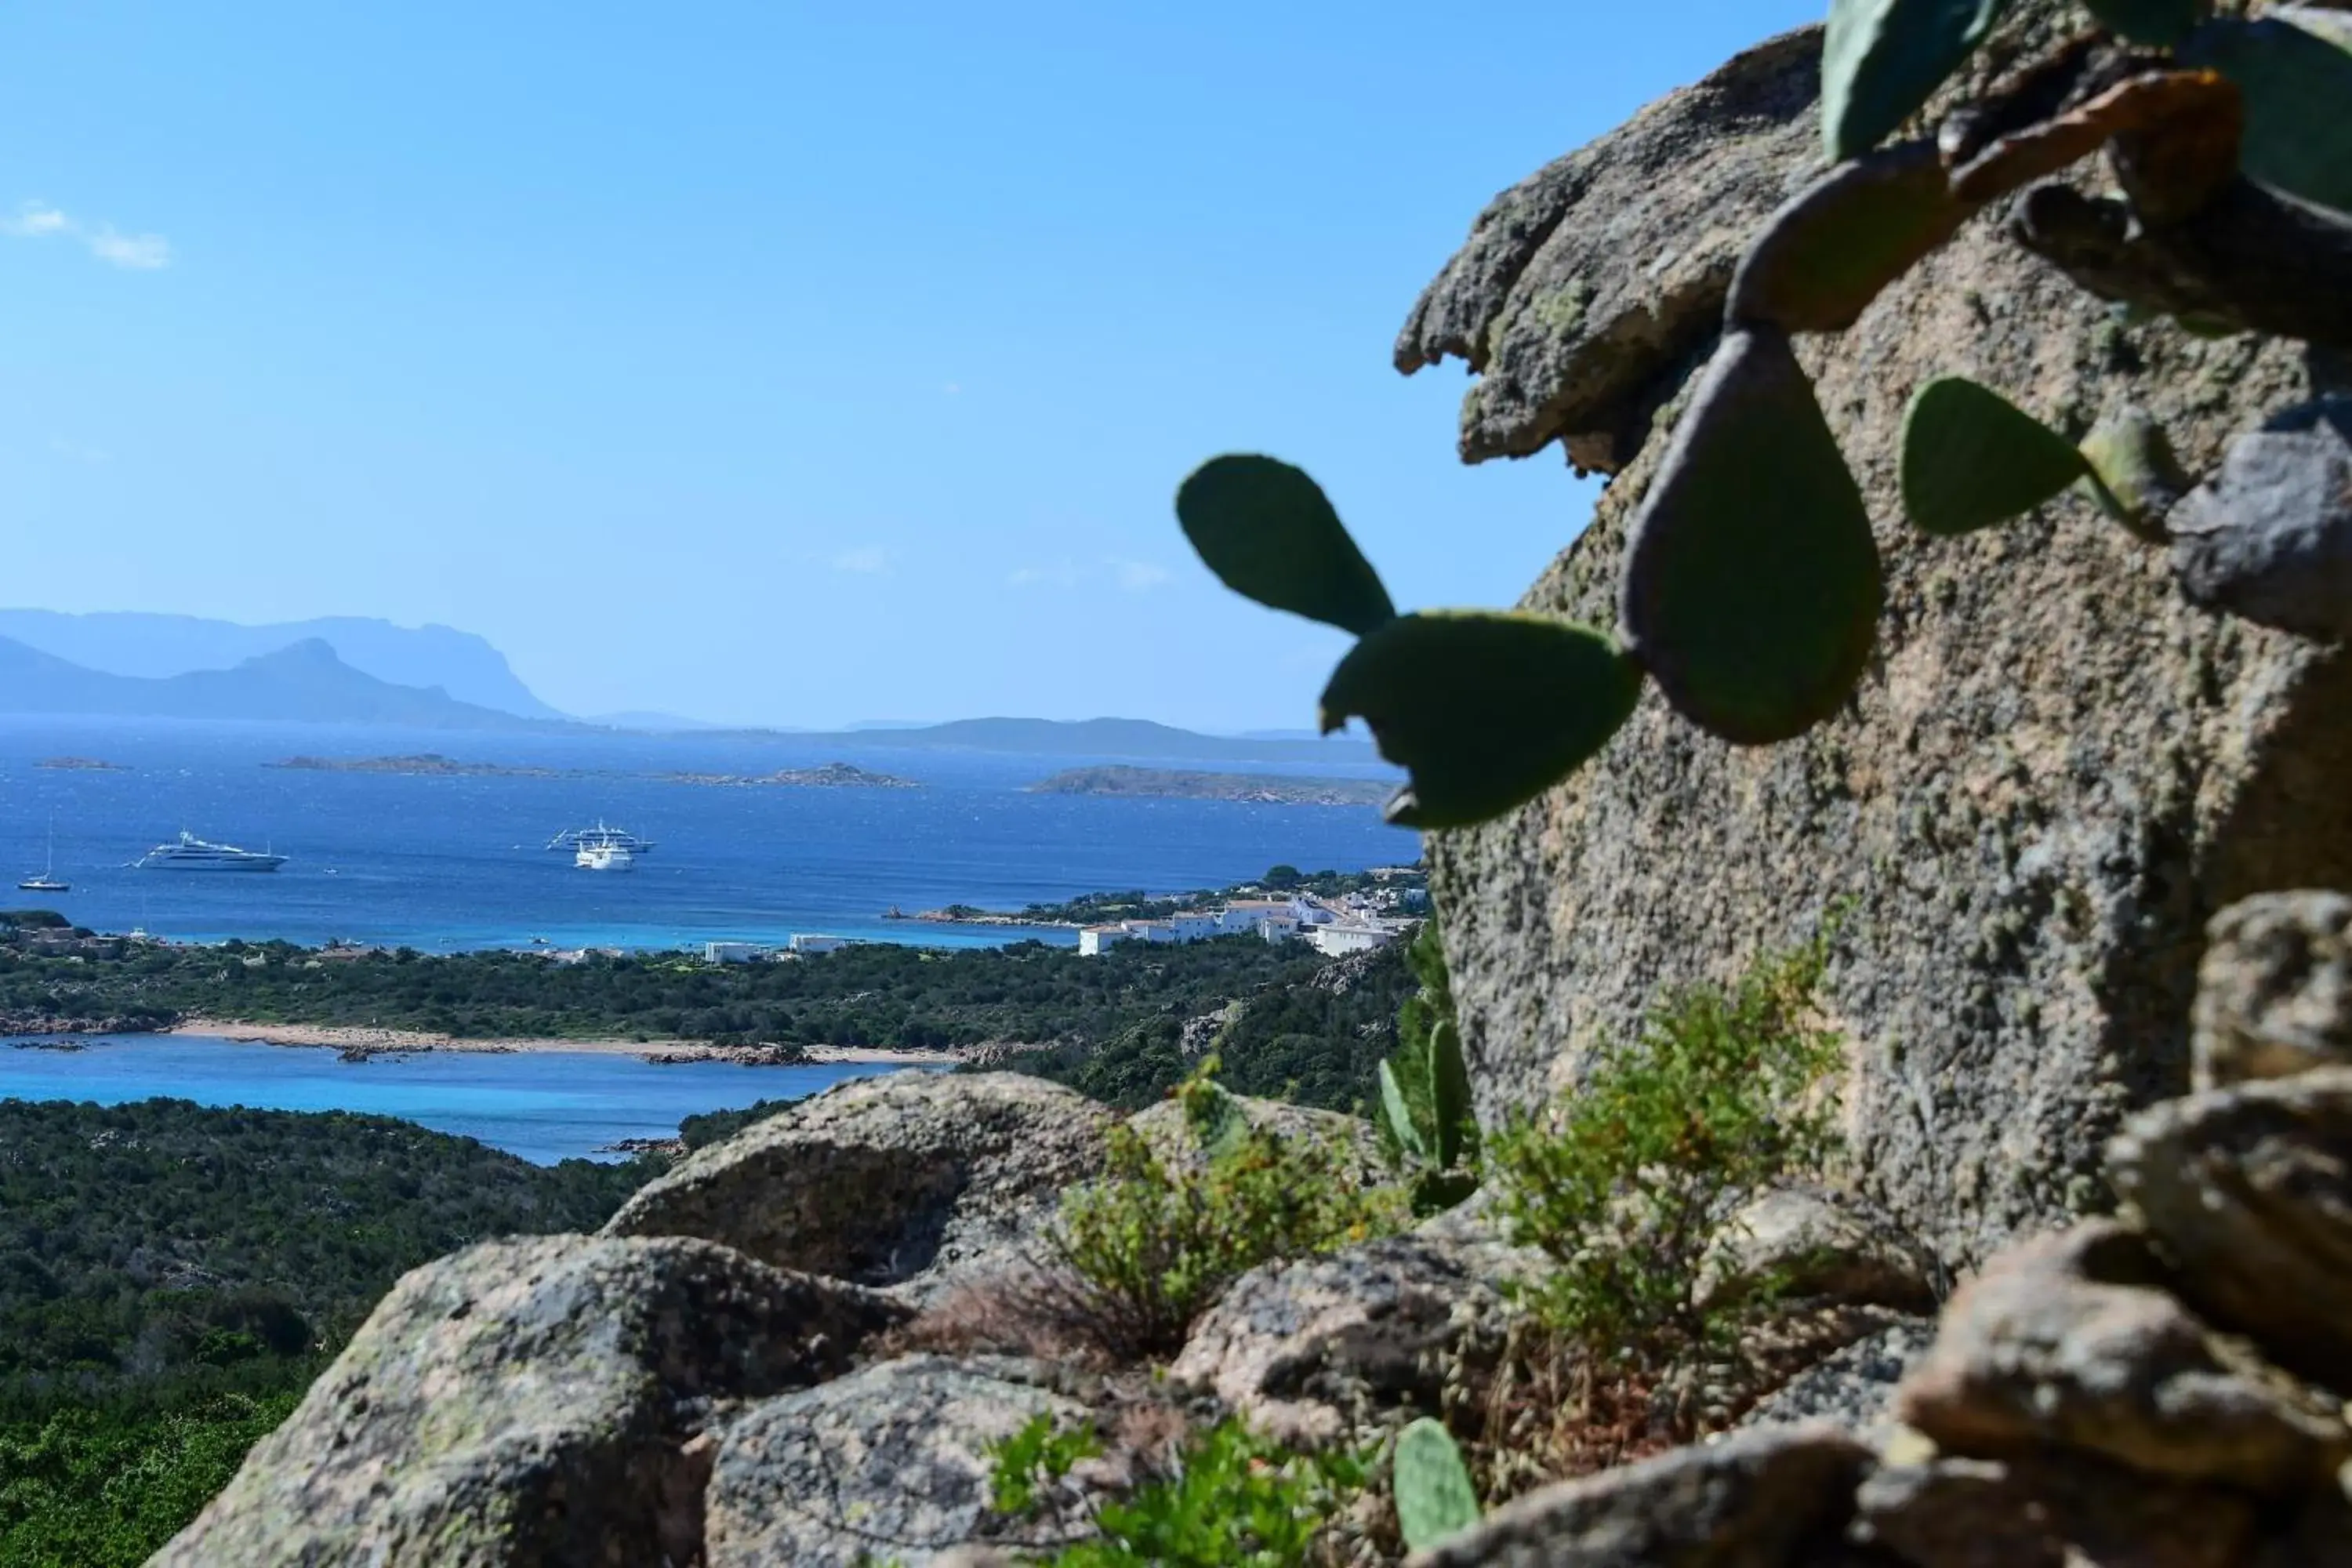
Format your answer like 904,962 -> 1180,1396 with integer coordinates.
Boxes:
702,934 -> 849,964
1078,894 -> 1406,958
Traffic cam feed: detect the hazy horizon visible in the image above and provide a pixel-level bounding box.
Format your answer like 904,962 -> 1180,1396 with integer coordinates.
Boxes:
0,2 -> 1813,731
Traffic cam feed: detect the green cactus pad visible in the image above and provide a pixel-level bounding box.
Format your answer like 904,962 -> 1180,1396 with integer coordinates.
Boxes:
2181,11 -> 2352,215
1317,611 -> 1643,830
1726,142 -> 1978,333
1428,1016 -> 1472,1172
1823,0 -> 2008,162
1176,455 -> 1398,637
1900,377 -> 2089,536
2076,408 -> 2190,541
1377,1059 -> 1427,1163
1393,1418 -> 1481,1552
1618,328 -> 1882,746
2082,0 -> 2204,47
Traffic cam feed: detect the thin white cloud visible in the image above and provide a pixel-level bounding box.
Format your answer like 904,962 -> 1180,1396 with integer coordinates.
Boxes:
1008,559 -> 1083,590
48,436 -> 110,465
830,546 -> 894,575
1109,559 -> 1171,592
4,201 -> 171,270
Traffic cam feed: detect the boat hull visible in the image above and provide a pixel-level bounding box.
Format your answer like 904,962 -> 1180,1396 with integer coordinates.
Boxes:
137,858 -> 287,872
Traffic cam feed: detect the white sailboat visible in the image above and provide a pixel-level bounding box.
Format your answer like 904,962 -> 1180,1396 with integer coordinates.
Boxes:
18,819 -> 67,893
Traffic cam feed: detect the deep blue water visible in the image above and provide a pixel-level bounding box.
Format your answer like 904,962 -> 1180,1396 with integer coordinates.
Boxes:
0,716 -> 1412,952
5,1033 -> 906,1163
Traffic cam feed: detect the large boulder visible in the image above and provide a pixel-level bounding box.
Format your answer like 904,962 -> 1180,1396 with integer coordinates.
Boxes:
1406,1421 -> 1870,1568
604,1072 -> 1113,1301
154,1235 -> 906,1568
702,1356 -> 1112,1568
1127,1092 -> 1388,1188
1891,1221 -> 2348,1495
1405,2 -> 2352,1272
2107,1066 -> 2352,1388
1853,1451 -> 2261,1568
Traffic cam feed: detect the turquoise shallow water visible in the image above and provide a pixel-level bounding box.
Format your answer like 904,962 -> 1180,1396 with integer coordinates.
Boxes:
1,1033 -> 899,1163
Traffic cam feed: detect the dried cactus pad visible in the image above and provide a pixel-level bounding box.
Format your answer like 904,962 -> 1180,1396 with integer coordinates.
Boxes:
1619,328 -> 1883,746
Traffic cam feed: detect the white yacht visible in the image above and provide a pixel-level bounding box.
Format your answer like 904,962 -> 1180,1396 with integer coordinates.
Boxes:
19,820 -> 67,892
575,840 -> 634,873
136,833 -> 289,872
547,822 -> 656,855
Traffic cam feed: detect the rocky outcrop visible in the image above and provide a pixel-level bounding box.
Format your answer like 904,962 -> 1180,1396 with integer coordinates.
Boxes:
604,1071 -> 1113,1301
2191,889 -> 2352,1090
154,1235 -> 906,1567
1406,5 -> 2352,1273
1694,1185 -> 1936,1316
1128,1093 -> 1388,1186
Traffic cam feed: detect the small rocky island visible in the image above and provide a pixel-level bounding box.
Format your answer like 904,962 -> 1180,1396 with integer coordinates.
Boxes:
658,762 -> 920,789
1027,764 -> 1392,806
36,756 -> 126,771
267,754 -> 562,779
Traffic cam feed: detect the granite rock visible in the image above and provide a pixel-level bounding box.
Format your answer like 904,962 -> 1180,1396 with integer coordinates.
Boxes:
2191,890 -> 2352,1091
1853,1451 -> 2259,1568
1695,1185 -> 1936,1315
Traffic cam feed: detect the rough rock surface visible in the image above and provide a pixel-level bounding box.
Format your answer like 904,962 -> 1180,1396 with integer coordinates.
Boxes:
2107,1066 -> 2352,1389
1408,0 -> 2352,1273
1406,1422 -> 1870,1568
1694,1184 -> 1936,1314
604,1072 -> 1112,1301
1892,1220 -> 2347,1494
702,1356 -> 1105,1568
1167,1212 -> 1543,1444
156,1235 -> 906,1568
2191,890 -> 2352,1090
2170,412 -> 2352,641
1127,1091 -> 1388,1187
1733,1316 -> 1936,1436
1853,1452 -> 2260,1568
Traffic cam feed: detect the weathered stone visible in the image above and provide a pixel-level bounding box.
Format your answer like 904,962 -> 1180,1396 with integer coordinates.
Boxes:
1167,1213 -> 1542,1445
1407,1421 -> 1870,1568
1127,1092 -> 1388,1188
1393,27 -> 1823,474
1695,1185 -> 1936,1314
155,1234 -> 905,1568
604,1071 -> 1112,1301
2108,1068 -> 2352,1389
1409,0 -> 2352,1277
1853,1451 -> 2259,1568
2170,407 -> 2352,641
1893,1221 -> 2348,1494
1735,1315 -> 1937,1436
702,1356 -> 1105,1568
2192,891 -> 2352,1091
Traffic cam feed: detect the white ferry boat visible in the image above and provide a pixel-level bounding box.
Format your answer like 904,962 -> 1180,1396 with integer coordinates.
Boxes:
135,832 -> 289,872
546,822 -> 657,856
575,840 -> 634,872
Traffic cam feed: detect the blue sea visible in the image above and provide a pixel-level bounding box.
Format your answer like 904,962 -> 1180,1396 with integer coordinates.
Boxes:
0,715 -> 1414,1159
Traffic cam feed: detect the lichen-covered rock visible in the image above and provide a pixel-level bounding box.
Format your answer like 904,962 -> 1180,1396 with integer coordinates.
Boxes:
1853,1451 -> 2260,1568
1167,1214 -> 1542,1444
1406,1421 -> 1870,1568
2107,1067 -> 2352,1388
604,1072 -> 1112,1301
1394,28 -> 1822,474
1406,0 -> 2352,1275
1694,1185 -> 1936,1314
154,1235 -> 906,1568
1127,1092 -> 1387,1187
1891,1221 -> 2348,1495
702,1356 -> 1106,1568
1733,1315 -> 1936,1436
2191,891 -> 2352,1091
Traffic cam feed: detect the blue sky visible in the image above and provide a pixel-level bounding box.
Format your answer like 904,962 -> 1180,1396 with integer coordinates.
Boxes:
0,1 -> 1817,730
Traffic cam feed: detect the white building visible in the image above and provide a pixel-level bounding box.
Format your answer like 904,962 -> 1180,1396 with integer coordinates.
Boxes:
789,934 -> 848,955
704,941 -> 770,964
1256,913 -> 1302,942
1078,924 -> 1130,956
1309,923 -> 1398,956
1127,920 -> 1178,944
1171,910 -> 1222,943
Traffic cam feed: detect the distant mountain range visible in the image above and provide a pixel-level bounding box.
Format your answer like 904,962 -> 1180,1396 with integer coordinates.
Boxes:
0,637 -> 564,730
0,610 -> 563,720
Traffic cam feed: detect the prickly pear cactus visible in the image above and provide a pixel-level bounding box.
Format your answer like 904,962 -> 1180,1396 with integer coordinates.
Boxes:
1392,1418 -> 1480,1552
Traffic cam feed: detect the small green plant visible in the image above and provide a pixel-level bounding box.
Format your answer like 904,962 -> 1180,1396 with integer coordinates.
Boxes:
1390,1418 -> 1481,1553
1047,1064 -> 1406,1356
1175,3 -> 2352,827
1373,921 -> 1480,1215
1492,926 -> 1846,1379
988,1414 -> 1369,1567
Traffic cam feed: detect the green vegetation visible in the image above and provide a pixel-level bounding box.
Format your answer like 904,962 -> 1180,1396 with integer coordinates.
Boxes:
0,924 -> 1375,1057
1007,862 -> 1424,927
0,1098 -> 656,1566
1391,1418 -> 1480,1554
1372,921 -> 1479,1215
1486,929 -> 1845,1467
1047,1066 -> 1405,1356
1174,3 -> 2352,826
989,1414 -> 1369,1568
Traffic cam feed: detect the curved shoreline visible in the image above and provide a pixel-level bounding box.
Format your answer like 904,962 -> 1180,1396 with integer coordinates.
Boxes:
163,1018 -> 968,1066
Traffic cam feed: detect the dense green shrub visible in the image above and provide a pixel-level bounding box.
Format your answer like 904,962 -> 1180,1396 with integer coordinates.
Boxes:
1492,929 -> 1844,1370
989,1413 -> 1368,1567
1047,1069 -> 1404,1356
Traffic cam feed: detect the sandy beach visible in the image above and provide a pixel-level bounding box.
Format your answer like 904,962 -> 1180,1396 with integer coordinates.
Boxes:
165,1018 -> 968,1066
